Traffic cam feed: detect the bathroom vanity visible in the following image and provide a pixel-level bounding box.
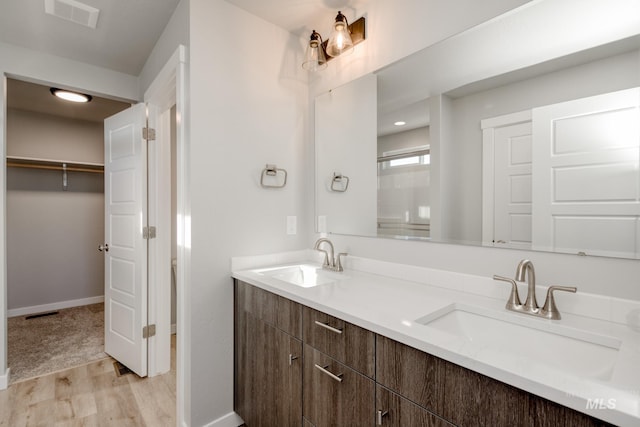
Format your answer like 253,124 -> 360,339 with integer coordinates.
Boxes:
232,255 -> 640,426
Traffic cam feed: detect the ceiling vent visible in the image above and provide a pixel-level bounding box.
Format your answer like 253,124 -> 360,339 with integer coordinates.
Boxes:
44,0 -> 100,29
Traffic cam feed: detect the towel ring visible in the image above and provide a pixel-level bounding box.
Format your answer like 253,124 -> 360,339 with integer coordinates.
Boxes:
330,173 -> 349,192
260,164 -> 287,188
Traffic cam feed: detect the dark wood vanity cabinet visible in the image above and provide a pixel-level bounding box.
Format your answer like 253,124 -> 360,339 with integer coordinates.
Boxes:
376,335 -> 614,427
302,306 -> 375,378
376,385 -> 454,427
302,306 -> 376,426
303,345 -> 375,426
235,280 -> 614,427
234,281 -> 303,426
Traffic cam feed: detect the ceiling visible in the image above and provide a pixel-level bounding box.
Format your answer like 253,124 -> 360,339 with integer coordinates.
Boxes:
0,0 -> 371,77
0,0 -> 369,121
7,78 -> 131,122
0,0 -> 181,75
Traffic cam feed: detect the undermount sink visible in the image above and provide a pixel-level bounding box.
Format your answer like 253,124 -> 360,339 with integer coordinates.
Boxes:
254,264 -> 346,288
415,304 -> 621,380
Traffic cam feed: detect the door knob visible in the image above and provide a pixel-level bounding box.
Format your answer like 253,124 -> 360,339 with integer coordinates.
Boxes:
98,244 -> 109,252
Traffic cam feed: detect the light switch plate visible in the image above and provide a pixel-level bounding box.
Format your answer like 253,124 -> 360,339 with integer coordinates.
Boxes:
318,215 -> 327,233
286,216 -> 297,235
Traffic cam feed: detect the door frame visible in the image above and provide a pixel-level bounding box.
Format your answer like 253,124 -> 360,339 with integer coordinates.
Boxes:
143,45 -> 189,425
0,45 -> 189,425
481,109 -> 532,247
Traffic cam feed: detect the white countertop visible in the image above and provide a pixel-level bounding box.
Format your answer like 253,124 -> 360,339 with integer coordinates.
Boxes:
232,254 -> 640,426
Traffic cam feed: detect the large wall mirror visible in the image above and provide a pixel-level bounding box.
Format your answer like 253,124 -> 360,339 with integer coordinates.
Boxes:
315,0 -> 640,259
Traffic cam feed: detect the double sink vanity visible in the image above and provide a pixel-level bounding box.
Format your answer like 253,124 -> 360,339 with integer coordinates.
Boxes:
232,243 -> 640,426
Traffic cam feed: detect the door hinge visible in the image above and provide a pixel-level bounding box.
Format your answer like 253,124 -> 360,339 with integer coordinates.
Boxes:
143,226 -> 157,239
143,324 -> 156,339
142,127 -> 156,141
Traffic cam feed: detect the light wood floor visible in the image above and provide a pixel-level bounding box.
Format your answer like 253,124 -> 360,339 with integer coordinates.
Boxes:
0,336 -> 176,427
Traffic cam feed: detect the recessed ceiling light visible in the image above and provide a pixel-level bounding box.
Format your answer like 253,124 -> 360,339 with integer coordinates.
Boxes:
50,88 -> 92,103
394,121 -> 406,126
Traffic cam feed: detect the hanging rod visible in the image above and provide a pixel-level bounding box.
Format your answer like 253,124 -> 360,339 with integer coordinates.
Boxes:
6,156 -> 104,174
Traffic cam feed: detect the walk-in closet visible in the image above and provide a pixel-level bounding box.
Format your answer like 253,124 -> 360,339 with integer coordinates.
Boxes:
5,78 -> 130,383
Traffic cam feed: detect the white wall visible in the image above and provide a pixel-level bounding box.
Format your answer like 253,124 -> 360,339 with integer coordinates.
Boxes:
139,0 -> 189,96
308,0 -> 532,96
188,1 -> 308,425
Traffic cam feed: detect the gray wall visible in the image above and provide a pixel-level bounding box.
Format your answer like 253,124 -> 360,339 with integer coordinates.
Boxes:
6,109 -> 104,312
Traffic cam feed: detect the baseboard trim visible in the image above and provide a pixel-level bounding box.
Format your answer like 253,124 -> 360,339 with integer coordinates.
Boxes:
0,367 -> 10,390
203,411 -> 244,427
7,296 -> 105,318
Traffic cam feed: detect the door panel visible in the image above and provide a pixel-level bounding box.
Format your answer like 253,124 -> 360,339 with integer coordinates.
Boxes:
104,103 -> 148,377
532,87 -> 640,257
493,121 -> 533,249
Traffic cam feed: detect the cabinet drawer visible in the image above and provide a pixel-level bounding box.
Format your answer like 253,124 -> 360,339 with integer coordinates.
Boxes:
303,345 -> 375,427
235,280 -> 302,338
376,385 -> 453,427
303,306 -> 375,377
376,335 -> 613,427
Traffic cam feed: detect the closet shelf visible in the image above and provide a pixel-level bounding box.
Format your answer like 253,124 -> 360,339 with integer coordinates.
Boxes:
6,156 -> 104,174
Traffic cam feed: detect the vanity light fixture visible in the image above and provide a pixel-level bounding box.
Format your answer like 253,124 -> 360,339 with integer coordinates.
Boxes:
302,11 -> 366,71
302,30 -> 328,71
394,121 -> 406,126
50,87 -> 92,103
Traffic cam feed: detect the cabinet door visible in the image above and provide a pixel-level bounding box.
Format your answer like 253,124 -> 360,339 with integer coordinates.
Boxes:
376,385 -> 453,427
235,306 -> 302,426
236,279 -> 302,338
303,345 -> 375,427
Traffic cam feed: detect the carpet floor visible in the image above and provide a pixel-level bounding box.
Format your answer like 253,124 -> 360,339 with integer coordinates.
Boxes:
7,303 -> 108,384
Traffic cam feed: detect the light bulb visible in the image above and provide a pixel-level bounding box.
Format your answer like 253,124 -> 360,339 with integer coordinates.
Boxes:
326,11 -> 354,57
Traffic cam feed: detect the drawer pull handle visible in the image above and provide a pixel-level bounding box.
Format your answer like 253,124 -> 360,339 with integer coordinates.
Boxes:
377,410 -> 389,425
314,364 -> 343,382
314,320 -> 343,334
288,354 -> 299,365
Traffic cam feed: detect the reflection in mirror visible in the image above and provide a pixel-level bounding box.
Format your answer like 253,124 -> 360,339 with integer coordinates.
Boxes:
315,0 -> 640,259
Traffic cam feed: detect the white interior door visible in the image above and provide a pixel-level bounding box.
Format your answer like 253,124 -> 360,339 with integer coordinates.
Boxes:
103,103 -> 148,377
532,87 -> 640,257
493,121 -> 533,249
481,110 -> 532,248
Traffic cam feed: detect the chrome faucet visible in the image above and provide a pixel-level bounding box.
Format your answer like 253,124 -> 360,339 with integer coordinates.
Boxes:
494,259 -> 577,320
313,238 -> 347,272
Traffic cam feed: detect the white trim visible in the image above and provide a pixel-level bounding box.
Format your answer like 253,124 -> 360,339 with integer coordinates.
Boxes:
480,109 -> 531,129
0,368 -> 9,389
0,369 -> 4,392
481,110 -> 533,247
202,411 -> 244,427
481,127 -> 496,246
143,44 -> 189,427
7,296 -> 104,318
